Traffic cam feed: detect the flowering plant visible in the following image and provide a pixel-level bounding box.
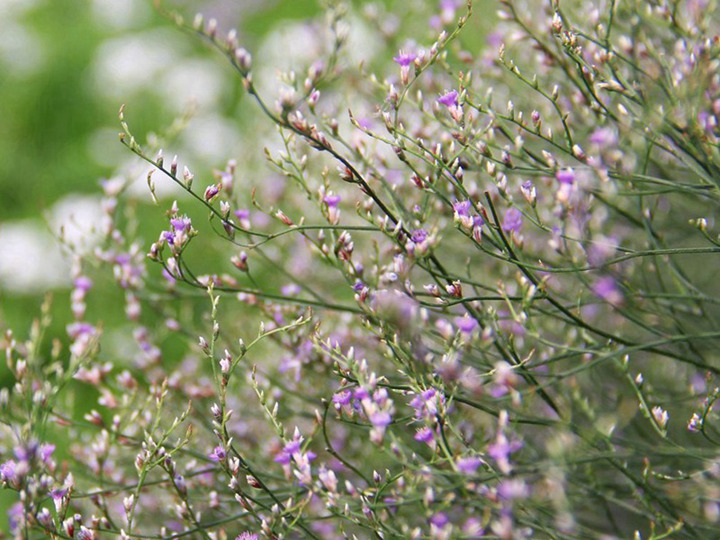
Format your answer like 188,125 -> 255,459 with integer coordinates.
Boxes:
2,0 -> 720,538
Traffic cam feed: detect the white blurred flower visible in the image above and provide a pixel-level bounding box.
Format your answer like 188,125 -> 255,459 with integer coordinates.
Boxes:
49,195 -> 105,255
89,29 -> 186,98
0,221 -> 69,293
159,59 -> 226,111
0,22 -> 43,76
91,0 -> 150,30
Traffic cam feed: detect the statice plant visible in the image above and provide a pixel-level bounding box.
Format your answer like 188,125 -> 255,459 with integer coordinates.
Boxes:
2,0 -> 720,538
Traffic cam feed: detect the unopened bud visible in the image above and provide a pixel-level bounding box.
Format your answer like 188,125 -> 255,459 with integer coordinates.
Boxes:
234,48 -> 252,72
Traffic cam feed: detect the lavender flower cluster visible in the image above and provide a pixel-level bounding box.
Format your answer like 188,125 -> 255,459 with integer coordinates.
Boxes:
2,0 -> 720,538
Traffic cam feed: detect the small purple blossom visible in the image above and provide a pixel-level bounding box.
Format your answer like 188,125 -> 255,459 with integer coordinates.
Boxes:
76,527 -> 96,540
487,433 -> 523,474
688,413 -> 702,432
456,456 -> 483,475
497,479 -> 530,500
453,199 -> 472,217
501,207 -> 523,233
275,434 -> 314,466
410,229 -> 428,244
409,388 -> 443,420
236,534 -> 258,540
592,276 -> 623,305
323,194 -> 341,207
353,279 -> 366,292
333,389 -> 352,407
274,429 -> 316,485
204,184 -> 220,202
430,512 -> 449,528
170,216 -> 191,232
555,168 -> 575,185
73,276 -> 93,291
281,283 -> 301,296
161,230 -> 175,244
453,199 -> 474,229
234,208 -> 251,229
393,51 -> 416,67
454,315 -> 479,334
414,426 -> 434,443
50,487 -> 69,501
39,443 -> 55,464
14,441 -> 38,462
369,410 -> 392,428
520,180 -> 536,205
589,127 -> 617,148
67,322 -> 96,339
437,90 -> 459,107
472,215 -> 484,241
0,461 -> 16,483
209,446 -> 227,462
7,502 -> 23,534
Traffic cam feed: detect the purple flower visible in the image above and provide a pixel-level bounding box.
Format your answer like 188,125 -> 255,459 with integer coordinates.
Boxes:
281,283 -> 301,296
456,456 -> 483,475
76,528 -> 95,540
501,207 -> 523,233
453,199 -> 472,217
589,127 -> 617,148
0,461 -> 16,483
162,268 -> 176,284
414,426 -> 434,444
555,168 -> 575,184
353,279 -> 366,292
333,389 -> 352,407
453,199 -> 475,230
323,194 -> 341,207
393,51 -> 416,67
437,90 -> 459,107
208,446 -> 226,462
472,215 -> 484,235
411,229 -> 428,244
66,322 -> 96,339
454,315 -> 479,334
170,217 -> 191,232
463,517 -> 484,537
688,413 -> 702,432
14,441 -> 38,462
430,512 -> 449,527
274,452 -> 292,465
275,438 -> 304,464
369,410 -> 393,428
409,388 -> 443,420
283,439 -> 302,455
234,208 -> 251,229
592,276 -> 623,305
7,502 -> 23,533
161,230 -> 175,244
39,443 -> 55,464
487,433 -> 523,474
50,487 -> 68,501
236,534 -> 258,540
521,180 -> 536,205
497,479 -> 530,500
73,276 -> 93,291
204,184 -> 220,202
